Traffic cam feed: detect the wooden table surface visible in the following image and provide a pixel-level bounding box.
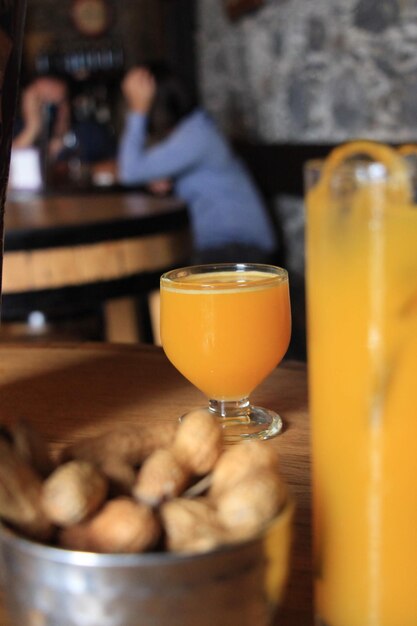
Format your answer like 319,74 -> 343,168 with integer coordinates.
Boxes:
2,192 -> 190,343
4,191 -> 187,238
3,192 -> 190,293
0,342 -> 312,625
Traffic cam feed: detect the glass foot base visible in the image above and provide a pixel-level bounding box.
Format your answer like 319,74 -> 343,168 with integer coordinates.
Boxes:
182,405 -> 283,443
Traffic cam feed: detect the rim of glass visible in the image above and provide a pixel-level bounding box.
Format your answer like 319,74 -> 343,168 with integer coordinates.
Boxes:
303,157 -> 411,193
304,157 -> 394,174
304,154 -> 417,175
161,263 -> 288,290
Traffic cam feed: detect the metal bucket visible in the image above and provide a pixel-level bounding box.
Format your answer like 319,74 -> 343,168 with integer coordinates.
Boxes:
0,499 -> 294,626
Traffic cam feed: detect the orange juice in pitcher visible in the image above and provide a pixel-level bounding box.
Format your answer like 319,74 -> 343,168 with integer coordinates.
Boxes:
306,142 -> 417,626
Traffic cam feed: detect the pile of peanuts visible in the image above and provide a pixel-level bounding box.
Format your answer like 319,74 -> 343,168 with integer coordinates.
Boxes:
0,412 -> 287,554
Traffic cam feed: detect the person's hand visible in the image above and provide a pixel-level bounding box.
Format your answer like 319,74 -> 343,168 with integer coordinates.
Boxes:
22,78 -> 68,130
147,179 -> 173,196
34,77 -> 68,106
13,83 -> 43,148
121,67 -> 156,114
13,77 -> 69,149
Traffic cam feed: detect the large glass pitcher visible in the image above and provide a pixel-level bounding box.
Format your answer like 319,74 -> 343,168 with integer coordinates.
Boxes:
305,141 -> 417,626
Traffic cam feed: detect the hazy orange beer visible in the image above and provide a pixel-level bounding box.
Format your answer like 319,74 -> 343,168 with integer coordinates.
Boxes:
161,267 -> 290,400
160,264 -> 291,440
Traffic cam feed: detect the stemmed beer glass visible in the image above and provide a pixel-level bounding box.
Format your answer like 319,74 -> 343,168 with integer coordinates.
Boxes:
160,263 -> 291,441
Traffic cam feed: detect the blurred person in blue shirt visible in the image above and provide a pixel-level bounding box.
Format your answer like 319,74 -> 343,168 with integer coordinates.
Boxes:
117,62 -> 277,263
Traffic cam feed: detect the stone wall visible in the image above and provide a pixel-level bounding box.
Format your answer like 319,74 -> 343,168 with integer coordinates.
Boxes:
197,0 -> 417,144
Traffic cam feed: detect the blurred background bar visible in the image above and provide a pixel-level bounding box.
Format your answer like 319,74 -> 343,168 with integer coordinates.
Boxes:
4,0 -> 415,357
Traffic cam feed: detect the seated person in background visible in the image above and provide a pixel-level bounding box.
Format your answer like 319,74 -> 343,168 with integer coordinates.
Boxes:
117,62 -> 278,263
13,74 -> 116,184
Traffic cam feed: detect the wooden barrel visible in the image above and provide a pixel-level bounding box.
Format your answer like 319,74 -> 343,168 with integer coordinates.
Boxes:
2,191 -> 191,341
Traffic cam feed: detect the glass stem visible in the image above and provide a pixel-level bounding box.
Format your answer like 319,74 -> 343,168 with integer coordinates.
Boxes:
208,397 -> 251,424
